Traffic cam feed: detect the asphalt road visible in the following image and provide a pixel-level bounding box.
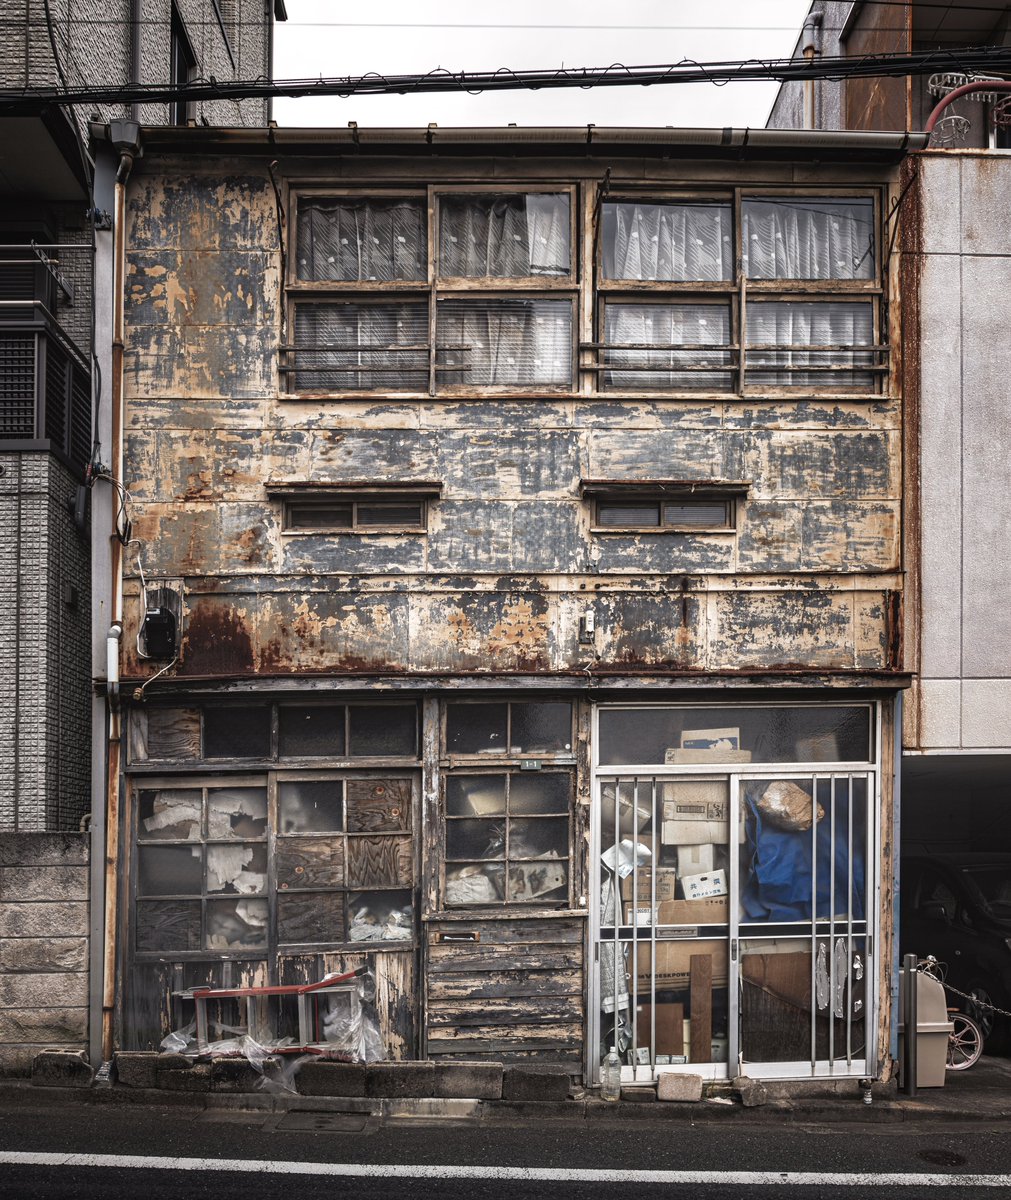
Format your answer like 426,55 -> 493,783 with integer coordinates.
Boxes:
3,1097 -> 1011,1200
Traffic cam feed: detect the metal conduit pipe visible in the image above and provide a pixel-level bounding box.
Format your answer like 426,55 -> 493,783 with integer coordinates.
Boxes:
925,81 -> 1011,135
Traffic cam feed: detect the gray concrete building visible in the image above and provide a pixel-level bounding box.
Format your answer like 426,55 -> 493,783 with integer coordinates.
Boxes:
0,0 -> 286,1075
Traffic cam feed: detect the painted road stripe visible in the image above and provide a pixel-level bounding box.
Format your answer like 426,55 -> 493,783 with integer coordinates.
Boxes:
2,1152 -> 1011,1187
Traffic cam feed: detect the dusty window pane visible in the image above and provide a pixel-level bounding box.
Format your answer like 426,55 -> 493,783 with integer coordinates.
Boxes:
206,898 -> 268,950
439,193 -> 570,278
278,780 -> 345,833
138,788 -> 202,840
285,503 -> 353,531
446,818 -> 504,860
446,702 -> 508,754
296,197 -> 427,283
136,900 -> 201,953
446,775 -> 506,818
509,818 -> 568,860
347,890 -> 413,942
355,502 -> 425,528
277,892 -> 346,944
293,301 -> 429,392
445,864 -> 505,905
510,773 -> 570,815
436,298 -> 572,388
138,844 -> 203,896
206,843 -> 267,895
509,702 -> 572,753
598,503 -> 660,528
348,704 -> 418,756
204,706 -> 271,759
746,301 -> 874,388
601,201 -> 732,282
206,787 -> 267,839
742,197 -> 874,281
278,705 -> 346,757
603,302 -> 734,391
507,860 -> 568,902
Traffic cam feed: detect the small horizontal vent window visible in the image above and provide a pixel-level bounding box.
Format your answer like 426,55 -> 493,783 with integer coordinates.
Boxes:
283,497 -> 427,533
594,496 -> 735,531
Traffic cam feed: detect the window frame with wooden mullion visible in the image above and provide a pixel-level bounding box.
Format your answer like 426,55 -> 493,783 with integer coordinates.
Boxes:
284,184 -> 580,399
590,186 -> 886,398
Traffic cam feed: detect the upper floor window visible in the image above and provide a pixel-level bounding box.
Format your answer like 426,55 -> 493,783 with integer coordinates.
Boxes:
285,188 -> 576,397
594,191 -> 881,395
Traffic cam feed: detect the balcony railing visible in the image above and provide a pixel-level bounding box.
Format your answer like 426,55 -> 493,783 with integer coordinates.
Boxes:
0,301 -> 91,469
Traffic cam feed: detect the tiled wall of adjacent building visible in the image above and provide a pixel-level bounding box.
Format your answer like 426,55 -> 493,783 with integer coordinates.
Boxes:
0,834 -> 89,1076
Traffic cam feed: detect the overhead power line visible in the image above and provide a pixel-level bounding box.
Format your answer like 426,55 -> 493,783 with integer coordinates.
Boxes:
3,46 -> 1010,111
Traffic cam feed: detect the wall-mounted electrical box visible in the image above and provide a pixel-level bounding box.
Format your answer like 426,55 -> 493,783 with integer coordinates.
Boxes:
138,581 -> 184,660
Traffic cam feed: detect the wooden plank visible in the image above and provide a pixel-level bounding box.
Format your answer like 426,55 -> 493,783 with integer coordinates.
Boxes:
426,918 -> 583,945
426,969 -> 583,1000
347,835 -> 412,888
346,778 -> 411,832
426,946 -> 582,973
427,1022 -> 582,1045
429,1047 -> 582,1064
427,995 -> 583,1026
316,949 -> 417,1061
134,900 -> 201,954
276,837 -> 344,890
690,953 -> 713,1065
277,892 -> 346,944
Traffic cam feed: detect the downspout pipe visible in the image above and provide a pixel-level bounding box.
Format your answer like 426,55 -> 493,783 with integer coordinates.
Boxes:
801,12 -> 822,131
925,81 -> 1011,136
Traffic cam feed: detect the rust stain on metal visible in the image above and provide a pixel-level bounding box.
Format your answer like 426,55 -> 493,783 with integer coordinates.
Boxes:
181,601 -> 255,676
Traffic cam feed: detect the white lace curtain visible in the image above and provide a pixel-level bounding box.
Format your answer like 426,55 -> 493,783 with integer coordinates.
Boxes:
742,198 -> 874,280
601,202 -> 733,282
604,302 -> 732,390
439,194 -> 570,278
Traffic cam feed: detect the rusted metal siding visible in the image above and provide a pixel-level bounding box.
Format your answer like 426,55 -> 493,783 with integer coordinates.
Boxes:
843,6 -> 910,131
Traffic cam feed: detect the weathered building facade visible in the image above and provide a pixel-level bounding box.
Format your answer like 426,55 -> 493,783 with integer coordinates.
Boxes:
96,124 -> 914,1088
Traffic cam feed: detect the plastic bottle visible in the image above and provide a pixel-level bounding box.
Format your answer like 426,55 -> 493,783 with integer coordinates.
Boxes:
600,1046 -> 622,1102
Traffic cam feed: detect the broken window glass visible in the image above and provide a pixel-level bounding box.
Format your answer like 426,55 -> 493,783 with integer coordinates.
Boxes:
137,788 -> 202,840
278,780 -> 344,833
347,890 -> 413,942
204,706 -> 272,759
206,843 -> 267,895
278,705 -> 346,757
206,787 -> 268,839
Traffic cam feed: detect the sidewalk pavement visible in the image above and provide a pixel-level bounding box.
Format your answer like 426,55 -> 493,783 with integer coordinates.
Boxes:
2,1056 -> 1009,1125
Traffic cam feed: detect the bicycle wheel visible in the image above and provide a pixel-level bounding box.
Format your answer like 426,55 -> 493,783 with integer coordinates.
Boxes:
947,1012 -> 984,1071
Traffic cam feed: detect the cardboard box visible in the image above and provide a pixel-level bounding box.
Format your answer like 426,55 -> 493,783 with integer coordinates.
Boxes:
635,939 -> 728,989
660,788 -> 746,846
665,747 -> 753,765
742,950 -> 812,1011
623,899 -> 679,927
677,844 -> 715,875
664,896 -> 729,925
636,1001 -> 684,1056
620,868 -> 677,906
680,727 -> 740,751
682,869 -> 727,900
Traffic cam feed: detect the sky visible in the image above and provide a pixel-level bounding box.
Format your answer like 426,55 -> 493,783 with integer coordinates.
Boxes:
272,1 -> 814,130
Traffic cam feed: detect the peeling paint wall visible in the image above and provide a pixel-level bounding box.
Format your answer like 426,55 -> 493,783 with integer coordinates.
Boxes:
120,153 -> 903,685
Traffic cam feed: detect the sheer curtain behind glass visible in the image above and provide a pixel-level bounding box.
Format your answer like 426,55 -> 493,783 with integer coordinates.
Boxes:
742,199 -> 874,281
439,194 -> 570,278
437,299 -> 571,387
296,198 -> 427,282
601,202 -> 732,282
604,303 -> 732,390
295,302 -> 429,391
747,302 -> 874,387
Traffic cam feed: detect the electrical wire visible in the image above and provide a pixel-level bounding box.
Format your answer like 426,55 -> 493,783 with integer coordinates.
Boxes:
3,45 -> 1011,109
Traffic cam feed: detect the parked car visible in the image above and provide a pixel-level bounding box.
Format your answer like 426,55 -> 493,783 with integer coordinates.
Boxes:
901,853 -> 1011,1054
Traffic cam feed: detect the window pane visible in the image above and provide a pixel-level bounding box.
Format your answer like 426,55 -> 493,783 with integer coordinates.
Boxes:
138,788 -> 202,840
278,780 -> 345,833
296,198 -> 426,282
601,201 -> 732,282
348,704 -> 418,756
742,197 -> 874,280
510,773 -> 570,815
285,503 -> 353,531
207,843 -> 267,895
604,303 -> 733,391
206,787 -> 268,838
136,900 -> 201,953
598,502 -> 661,528
206,898 -> 268,949
293,301 -> 429,392
662,501 -> 731,528
354,502 -> 425,528
507,860 -> 568,902
204,706 -> 271,759
747,301 -> 875,388
598,706 -> 872,766
436,299 -> 572,388
439,193 -> 570,277
279,705 -> 346,757
446,702 -> 508,754
446,818 -> 504,860
510,817 -> 568,860
445,864 -> 504,904
446,775 -> 506,817
138,844 -> 203,896
347,890 -> 414,941
509,702 -> 573,753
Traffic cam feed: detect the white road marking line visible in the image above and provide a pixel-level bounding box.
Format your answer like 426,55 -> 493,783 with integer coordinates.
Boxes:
1,1152 -> 1009,1187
